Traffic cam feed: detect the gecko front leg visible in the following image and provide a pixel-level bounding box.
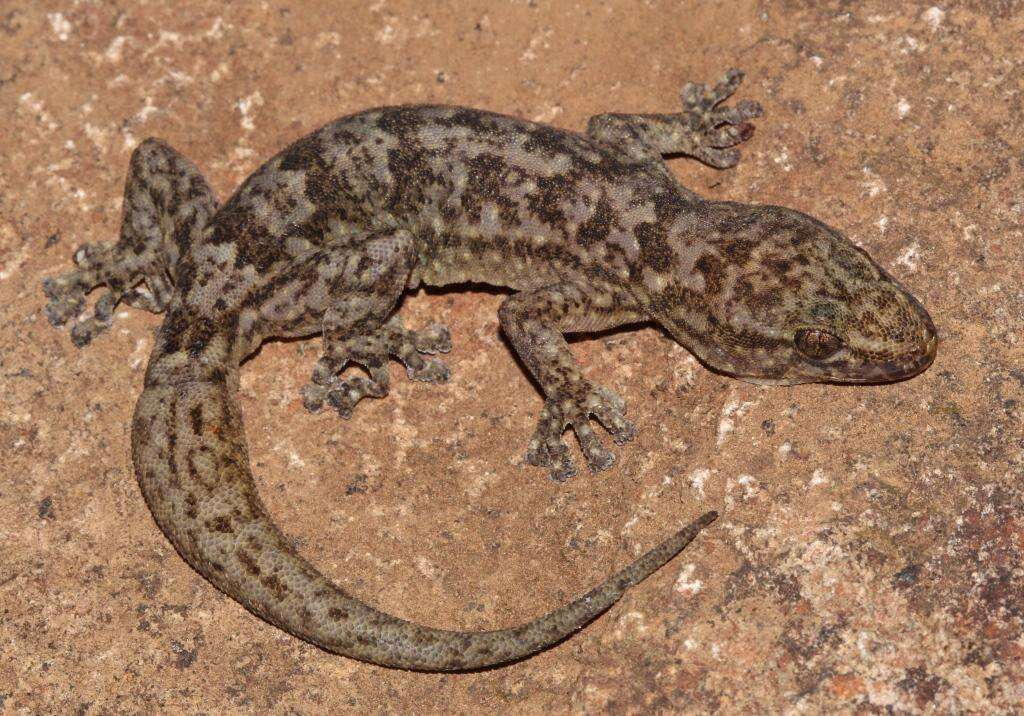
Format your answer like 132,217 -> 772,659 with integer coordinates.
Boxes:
499,282 -> 643,481
252,229 -> 450,418
586,68 -> 762,169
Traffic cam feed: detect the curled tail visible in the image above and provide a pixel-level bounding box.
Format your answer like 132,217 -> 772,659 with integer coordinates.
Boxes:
132,377 -> 716,671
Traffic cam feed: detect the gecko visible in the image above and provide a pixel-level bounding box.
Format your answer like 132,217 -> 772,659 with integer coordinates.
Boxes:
41,69 -> 937,671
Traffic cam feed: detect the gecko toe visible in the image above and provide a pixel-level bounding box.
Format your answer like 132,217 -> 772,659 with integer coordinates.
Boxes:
406,357 -> 450,383
388,319 -> 454,379
398,347 -> 450,383
526,441 -> 577,482
411,323 -> 452,354
573,419 -> 616,473
525,402 -> 578,481
324,375 -> 388,419
304,352 -> 390,419
300,383 -> 328,413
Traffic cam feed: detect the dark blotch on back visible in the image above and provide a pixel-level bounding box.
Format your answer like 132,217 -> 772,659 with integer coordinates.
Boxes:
521,123 -> 573,157
376,106 -> 428,135
635,222 -> 675,271
577,194 -> 615,246
461,153 -> 523,225
277,133 -> 327,174
186,316 -> 217,357
189,404 -> 203,435
431,107 -> 497,134
526,175 -> 576,230
207,515 -> 233,533
385,142 -> 440,212
694,253 -> 725,296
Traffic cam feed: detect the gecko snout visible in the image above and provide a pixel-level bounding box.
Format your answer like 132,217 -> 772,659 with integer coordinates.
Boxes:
862,288 -> 938,382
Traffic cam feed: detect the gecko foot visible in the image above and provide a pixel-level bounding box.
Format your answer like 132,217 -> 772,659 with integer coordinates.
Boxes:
526,382 -> 637,482
679,68 -> 763,168
42,242 -> 172,347
301,316 -> 452,418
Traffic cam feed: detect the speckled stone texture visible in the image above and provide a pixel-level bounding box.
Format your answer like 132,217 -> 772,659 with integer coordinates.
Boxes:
2,0 -> 1021,712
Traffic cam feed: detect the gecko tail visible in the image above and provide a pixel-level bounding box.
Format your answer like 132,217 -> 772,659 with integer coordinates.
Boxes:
132,378 -> 716,671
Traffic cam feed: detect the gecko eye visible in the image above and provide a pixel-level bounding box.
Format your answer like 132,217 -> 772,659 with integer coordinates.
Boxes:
794,329 -> 843,360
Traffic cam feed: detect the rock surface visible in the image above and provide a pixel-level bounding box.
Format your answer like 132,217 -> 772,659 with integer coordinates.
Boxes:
1,1 -> 1021,712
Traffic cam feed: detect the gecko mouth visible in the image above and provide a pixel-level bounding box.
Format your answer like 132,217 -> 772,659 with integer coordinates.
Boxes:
837,327 -> 938,384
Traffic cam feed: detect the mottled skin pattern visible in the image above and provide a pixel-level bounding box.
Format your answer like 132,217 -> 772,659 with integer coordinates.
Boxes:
42,70 -> 937,670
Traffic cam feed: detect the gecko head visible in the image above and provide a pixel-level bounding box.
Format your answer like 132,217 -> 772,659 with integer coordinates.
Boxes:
656,202 -> 937,385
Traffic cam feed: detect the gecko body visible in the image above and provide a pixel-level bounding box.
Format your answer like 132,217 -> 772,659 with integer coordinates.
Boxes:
43,71 -> 936,670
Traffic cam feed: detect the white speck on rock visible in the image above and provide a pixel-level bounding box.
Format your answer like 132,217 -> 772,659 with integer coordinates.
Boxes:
48,12 -> 72,41
896,98 -> 911,119
19,92 -> 58,132
772,149 -> 793,172
236,92 -> 264,132
206,17 -> 226,39
688,468 -> 712,497
520,28 -> 553,62
415,556 -> 441,580
922,7 -> 945,30
105,36 -> 127,62
134,98 -> 159,124
531,105 -> 563,124
674,563 -> 703,595
737,474 -> 758,498
861,167 -> 887,197
895,242 -> 921,272
614,611 -> 649,638
717,398 -> 754,447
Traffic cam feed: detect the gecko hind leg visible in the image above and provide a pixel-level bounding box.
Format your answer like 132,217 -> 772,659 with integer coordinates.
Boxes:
266,230 -> 450,419
42,138 -> 217,346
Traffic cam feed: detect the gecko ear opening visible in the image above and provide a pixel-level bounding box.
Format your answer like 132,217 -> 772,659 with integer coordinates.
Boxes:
794,328 -> 842,360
